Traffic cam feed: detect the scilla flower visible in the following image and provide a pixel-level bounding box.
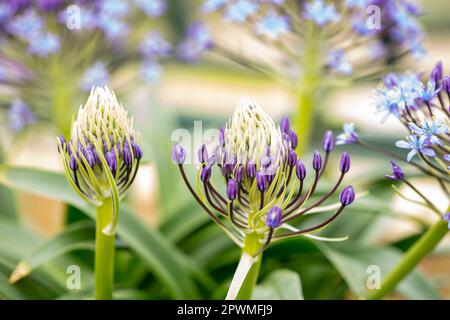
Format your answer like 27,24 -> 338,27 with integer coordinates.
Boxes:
172,96 -> 354,299
57,86 -> 142,299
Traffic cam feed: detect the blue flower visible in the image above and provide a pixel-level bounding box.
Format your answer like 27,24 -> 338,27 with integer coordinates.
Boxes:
336,123 -> 358,145
99,0 -> 130,18
177,23 -> 213,62
7,9 -> 44,41
255,10 -> 289,39
395,135 -> 436,162
418,80 -> 441,103
28,32 -> 60,57
344,0 -> 368,9
326,50 -> 352,75
202,0 -> 228,13
304,0 -> 340,26
134,0 -> 166,17
224,0 -> 258,23
408,120 -> 448,146
139,31 -> 172,59
140,60 -> 162,84
80,62 -> 110,91
8,99 -> 36,132
98,16 -> 129,38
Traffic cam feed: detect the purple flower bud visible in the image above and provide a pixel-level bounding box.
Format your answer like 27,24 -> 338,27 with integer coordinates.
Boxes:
261,155 -> 272,168
266,206 -> 282,228
431,61 -> 443,84
296,160 -> 306,180
339,151 -> 350,173
198,144 -> 208,163
201,165 -> 212,182
256,171 -> 267,192
340,186 -> 355,206
322,130 -> 335,152
280,116 -> 290,134
444,76 -> 450,94
106,151 -> 117,175
83,147 -> 95,167
123,144 -> 132,166
385,160 -> 404,180
246,160 -> 256,178
227,179 -> 238,200
312,150 -> 322,171
288,149 -> 297,167
236,165 -> 244,183
171,144 -> 186,164
69,155 -> 78,171
132,142 -> 143,160
58,135 -> 66,146
442,212 -> 450,229
289,130 -> 298,149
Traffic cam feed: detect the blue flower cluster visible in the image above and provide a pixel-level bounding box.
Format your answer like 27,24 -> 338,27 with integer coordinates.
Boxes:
373,62 -> 450,167
199,0 -> 425,79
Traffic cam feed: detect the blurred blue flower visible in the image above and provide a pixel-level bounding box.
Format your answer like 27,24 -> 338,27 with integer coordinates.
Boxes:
202,0 -> 228,13
396,135 -> 436,162
7,9 -> 44,41
336,123 -> 358,145
0,64 -> 7,82
0,3 -> 13,23
327,50 -> 352,75
177,23 -> 213,62
255,10 -> 289,39
134,0 -> 167,17
139,31 -> 172,59
99,0 -> 130,18
224,0 -> 258,22
418,80 -> 441,103
140,60 -> 162,84
408,120 -> 449,146
81,62 -> 110,91
304,0 -> 340,26
97,15 -> 129,39
8,99 -> 36,132
345,0 -> 368,8
28,32 -> 60,57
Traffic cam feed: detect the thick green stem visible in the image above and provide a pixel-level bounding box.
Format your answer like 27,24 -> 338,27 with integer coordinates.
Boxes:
294,24 -> 322,154
226,232 -> 263,300
369,218 -> 448,300
95,198 -> 115,300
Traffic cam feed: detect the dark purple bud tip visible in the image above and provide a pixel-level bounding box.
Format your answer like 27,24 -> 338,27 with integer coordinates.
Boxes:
322,130 -> 335,153
431,61 -> 443,83
171,144 -> 186,165
132,142 -> 143,160
267,206 -> 282,228
444,76 -> 450,94
198,144 -> 208,163
280,116 -> 290,134
340,151 -> 350,173
69,155 -> 78,171
288,149 -> 297,167
58,135 -> 66,146
312,150 -> 322,171
289,130 -> 298,149
385,160 -> 404,180
123,144 -> 132,166
246,160 -> 256,178
227,179 -> 238,200
106,151 -> 117,175
340,186 -> 355,206
236,165 -> 244,183
256,171 -> 267,192
201,165 -> 212,182
83,148 -> 95,167
296,160 -> 306,180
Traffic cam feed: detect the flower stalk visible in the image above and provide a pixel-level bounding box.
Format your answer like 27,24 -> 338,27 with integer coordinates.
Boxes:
95,197 -> 115,300
369,216 -> 449,300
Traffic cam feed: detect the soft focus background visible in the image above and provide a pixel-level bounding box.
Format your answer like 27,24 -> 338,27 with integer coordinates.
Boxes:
1,0 -> 450,300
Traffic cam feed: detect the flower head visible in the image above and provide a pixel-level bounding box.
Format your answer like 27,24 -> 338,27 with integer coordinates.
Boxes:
58,87 -> 142,234
173,96 -> 354,255
336,123 -> 358,145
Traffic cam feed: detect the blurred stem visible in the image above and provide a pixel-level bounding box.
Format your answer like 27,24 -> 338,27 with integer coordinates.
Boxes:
95,198 -> 115,300
368,216 -> 448,300
294,25 -> 322,154
49,58 -> 75,136
226,232 -> 263,300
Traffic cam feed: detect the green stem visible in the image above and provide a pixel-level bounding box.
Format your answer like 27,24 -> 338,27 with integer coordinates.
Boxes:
369,218 -> 448,300
95,198 -> 115,300
227,232 -> 263,300
294,24 -> 322,154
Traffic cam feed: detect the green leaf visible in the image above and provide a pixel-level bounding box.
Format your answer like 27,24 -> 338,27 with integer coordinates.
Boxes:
252,269 -> 304,300
316,241 -> 440,299
0,165 -> 202,299
9,221 -> 95,283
